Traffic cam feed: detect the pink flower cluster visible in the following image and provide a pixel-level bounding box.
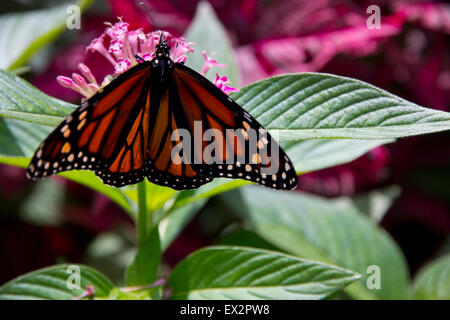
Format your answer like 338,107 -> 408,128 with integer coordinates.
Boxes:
57,19 -> 238,98
213,73 -> 239,94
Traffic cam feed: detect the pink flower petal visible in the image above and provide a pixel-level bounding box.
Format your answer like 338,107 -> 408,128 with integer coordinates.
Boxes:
57,76 -> 90,98
77,63 -> 98,86
114,59 -> 131,74
57,18 -> 233,98
201,51 -> 227,75
213,73 -> 239,95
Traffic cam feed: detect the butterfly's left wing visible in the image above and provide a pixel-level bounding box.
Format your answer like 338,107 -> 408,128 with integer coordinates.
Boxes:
168,63 -> 298,190
27,63 -> 153,187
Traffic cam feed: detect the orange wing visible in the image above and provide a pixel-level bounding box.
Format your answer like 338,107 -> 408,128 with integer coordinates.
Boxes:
27,63 -> 152,187
143,80 -> 212,189
153,64 -> 298,190
27,59 -> 297,190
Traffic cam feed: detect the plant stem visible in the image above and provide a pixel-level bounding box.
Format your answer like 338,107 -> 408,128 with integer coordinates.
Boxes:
137,181 -> 147,246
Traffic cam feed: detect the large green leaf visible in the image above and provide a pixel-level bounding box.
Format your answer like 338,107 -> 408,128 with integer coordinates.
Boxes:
0,264 -> 114,300
412,254 -> 450,300
184,1 -> 240,84
167,246 -> 360,300
221,187 -> 409,299
232,73 -> 450,140
0,0 -> 93,70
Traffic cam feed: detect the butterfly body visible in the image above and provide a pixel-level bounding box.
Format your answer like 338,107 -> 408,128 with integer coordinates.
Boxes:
27,40 -> 298,190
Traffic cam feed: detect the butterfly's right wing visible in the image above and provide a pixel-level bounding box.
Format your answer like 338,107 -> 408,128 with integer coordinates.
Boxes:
142,71 -> 213,190
169,63 -> 298,190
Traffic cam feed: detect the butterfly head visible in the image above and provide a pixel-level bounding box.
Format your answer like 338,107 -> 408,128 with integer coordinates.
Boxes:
155,41 -> 170,59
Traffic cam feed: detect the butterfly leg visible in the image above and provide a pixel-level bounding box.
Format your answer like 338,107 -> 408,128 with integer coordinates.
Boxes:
135,55 -> 145,63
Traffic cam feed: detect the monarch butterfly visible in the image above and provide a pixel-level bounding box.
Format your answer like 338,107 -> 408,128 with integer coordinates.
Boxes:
26,36 -> 298,190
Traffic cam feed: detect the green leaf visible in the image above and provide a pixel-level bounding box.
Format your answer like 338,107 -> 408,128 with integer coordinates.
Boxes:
108,287 -> 152,300
123,180 -> 176,213
126,226 -> 161,287
159,198 -> 208,250
0,264 -> 114,300
0,68 -> 75,157
231,73 -> 450,140
217,229 -> 280,252
0,67 -> 75,119
412,254 -> 450,300
0,0 -> 93,70
283,138 -> 393,174
167,246 -> 360,300
20,178 -> 64,225
171,179 -> 247,211
0,118 -> 54,158
184,1 -> 240,84
332,185 -> 402,224
221,187 -> 409,299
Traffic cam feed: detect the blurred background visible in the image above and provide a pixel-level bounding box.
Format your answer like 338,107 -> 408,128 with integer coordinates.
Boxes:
0,0 -> 449,286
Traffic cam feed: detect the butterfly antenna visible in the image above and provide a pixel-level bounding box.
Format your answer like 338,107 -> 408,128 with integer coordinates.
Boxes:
136,1 -> 159,32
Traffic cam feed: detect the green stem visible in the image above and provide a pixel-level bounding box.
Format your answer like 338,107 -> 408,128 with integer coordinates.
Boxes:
137,181 -> 147,246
